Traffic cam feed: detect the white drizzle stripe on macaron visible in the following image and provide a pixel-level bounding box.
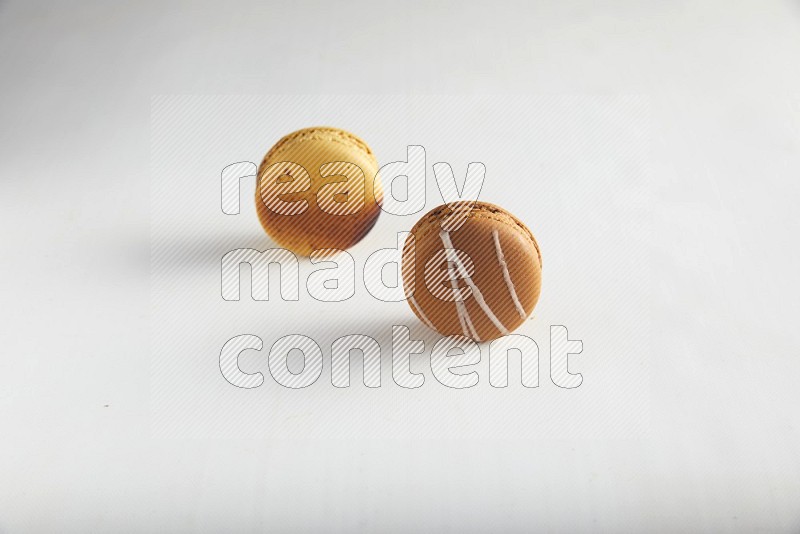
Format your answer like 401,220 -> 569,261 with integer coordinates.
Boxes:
439,229 -> 509,337
492,229 -> 526,319
463,304 -> 479,340
440,237 -> 479,340
408,295 -> 436,331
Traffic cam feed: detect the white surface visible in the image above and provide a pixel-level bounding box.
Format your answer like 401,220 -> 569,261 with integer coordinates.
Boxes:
1,1 -> 799,532
151,94 -> 650,439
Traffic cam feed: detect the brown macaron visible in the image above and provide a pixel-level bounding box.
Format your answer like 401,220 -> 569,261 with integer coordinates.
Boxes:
256,127 -> 383,256
402,201 -> 542,341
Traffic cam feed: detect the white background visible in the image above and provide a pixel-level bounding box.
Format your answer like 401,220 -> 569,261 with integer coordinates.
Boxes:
151,94 -> 650,440
1,1 -> 799,532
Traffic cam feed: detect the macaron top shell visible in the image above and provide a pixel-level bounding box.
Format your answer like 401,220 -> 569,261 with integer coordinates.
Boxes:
403,201 -> 542,341
256,127 -> 383,256
261,127 -> 378,168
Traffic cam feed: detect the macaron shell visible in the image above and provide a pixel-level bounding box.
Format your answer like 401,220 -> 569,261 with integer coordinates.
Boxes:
256,127 -> 383,256
403,203 -> 542,341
